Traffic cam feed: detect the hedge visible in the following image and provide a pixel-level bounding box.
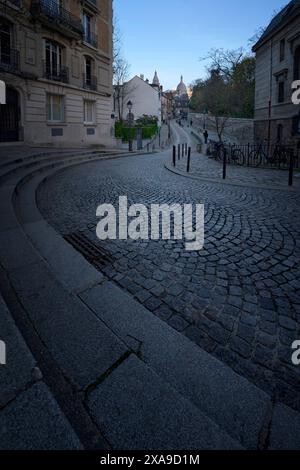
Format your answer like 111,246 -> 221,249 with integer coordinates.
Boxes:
115,122 -> 158,142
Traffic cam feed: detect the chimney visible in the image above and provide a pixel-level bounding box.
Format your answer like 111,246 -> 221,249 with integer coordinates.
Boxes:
140,74 -> 144,80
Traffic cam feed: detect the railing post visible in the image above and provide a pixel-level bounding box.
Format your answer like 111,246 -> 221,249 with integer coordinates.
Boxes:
187,147 -> 191,173
178,144 -> 180,160
223,146 -> 227,180
289,152 -> 294,187
182,143 -> 184,157
247,143 -> 250,167
173,145 -> 176,167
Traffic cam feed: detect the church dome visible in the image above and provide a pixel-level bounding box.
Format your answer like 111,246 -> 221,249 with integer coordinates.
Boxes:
177,75 -> 187,95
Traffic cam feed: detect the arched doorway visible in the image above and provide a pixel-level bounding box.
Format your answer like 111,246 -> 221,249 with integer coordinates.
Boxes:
0,87 -> 20,142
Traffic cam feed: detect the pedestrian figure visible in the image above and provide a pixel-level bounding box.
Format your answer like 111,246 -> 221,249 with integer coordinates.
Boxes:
190,120 -> 193,127
203,130 -> 208,144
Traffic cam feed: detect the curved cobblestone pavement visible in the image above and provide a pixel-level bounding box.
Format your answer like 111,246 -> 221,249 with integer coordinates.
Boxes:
38,135 -> 300,411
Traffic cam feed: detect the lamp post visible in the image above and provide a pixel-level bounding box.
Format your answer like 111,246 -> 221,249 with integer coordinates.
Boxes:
127,100 -> 133,152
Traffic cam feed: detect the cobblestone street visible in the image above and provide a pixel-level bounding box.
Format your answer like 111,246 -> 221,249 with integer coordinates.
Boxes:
38,127 -> 300,412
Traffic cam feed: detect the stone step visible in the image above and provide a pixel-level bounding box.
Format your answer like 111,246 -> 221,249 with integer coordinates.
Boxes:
87,354 -> 242,450
80,281 -> 271,449
0,293 -> 37,408
0,382 -> 82,450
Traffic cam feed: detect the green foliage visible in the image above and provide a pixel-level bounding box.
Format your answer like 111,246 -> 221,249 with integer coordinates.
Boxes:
115,121 -> 158,142
135,115 -> 158,126
190,52 -> 255,119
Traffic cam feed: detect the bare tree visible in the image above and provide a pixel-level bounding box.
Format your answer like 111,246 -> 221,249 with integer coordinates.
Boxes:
113,15 -> 131,122
200,47 -> 246,81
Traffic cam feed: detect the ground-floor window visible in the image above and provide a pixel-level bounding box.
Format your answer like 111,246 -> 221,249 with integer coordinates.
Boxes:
46,94 -> 64,122
84,100 -> 95,124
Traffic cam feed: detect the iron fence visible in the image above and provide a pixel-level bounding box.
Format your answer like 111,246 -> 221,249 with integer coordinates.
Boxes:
209,142 -> 299,169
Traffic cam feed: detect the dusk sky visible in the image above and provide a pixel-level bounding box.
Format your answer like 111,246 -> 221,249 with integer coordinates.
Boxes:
114,0 -> 287,90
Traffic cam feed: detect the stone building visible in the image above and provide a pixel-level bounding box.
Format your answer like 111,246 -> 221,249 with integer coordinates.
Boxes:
174,76 -> 189,119
116,73 -> 162,125
0,0 -> 114,146
252,0 -> 300,147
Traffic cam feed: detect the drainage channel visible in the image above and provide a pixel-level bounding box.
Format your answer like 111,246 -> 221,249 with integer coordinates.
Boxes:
64,232 -> 113,268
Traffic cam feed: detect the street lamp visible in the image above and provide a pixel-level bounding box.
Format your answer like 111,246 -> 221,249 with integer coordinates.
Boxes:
127,100 -> 133,152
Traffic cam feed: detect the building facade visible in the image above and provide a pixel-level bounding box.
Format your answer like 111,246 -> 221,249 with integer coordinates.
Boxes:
0,0 -> 114,146
173,76 -> 189,119
117,73 -> 162,125
252,0 -> 300,147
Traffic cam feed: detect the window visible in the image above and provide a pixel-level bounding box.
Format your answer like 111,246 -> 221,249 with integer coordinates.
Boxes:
0,18 -> 11,66
47,94 -> 64,122
278,81 -> 285,103
279,39 -> 285,62
84,100 -> 95,123
292,115 -> 300,136
45,39 -> 62,78
85,56 -> 92,82
83,13 -> 91,41
294,46 -> 300,81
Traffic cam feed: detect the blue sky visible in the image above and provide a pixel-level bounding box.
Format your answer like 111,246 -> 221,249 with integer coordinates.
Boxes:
114,0 -> 287,90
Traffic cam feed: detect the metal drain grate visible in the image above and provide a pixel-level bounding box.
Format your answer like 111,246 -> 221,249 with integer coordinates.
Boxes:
64,232 -> 112,267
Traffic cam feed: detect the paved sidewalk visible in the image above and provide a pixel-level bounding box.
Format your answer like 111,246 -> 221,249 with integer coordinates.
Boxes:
168,123 -> 300,191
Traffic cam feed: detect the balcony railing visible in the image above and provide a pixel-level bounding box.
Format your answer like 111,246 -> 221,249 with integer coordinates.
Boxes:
84,0 -> 98,9
7,0 -> 21,7
31,0 -> 83,36
42,61 -> 69,83
0,49 -> 20,74
83,30 -> 98,48
83,74 -> 97,91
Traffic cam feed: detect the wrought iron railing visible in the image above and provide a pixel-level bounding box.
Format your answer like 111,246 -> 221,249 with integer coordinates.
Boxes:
31,0 -> 83,35
42,61 -> 69,83
209,141 -> 299,169
83,74 -> 97,91
7,0 -> 21,7
0,49 -> 20,73
83,30 -> 98,48
84,0 -> 97,7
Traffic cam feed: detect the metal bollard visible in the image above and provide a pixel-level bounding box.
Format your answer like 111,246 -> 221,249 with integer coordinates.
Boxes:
222,146 -> 227,180
185,143 -> 188,156
187,147 -> 191,173
289,152 -> 294,187
173,146 -> 176,167
178,144 -> 180,160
